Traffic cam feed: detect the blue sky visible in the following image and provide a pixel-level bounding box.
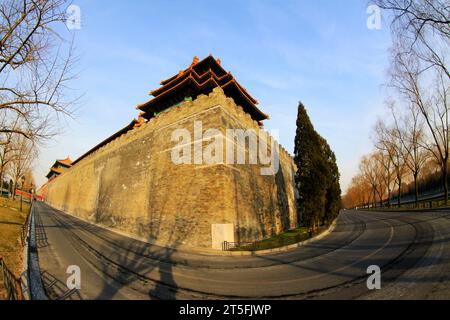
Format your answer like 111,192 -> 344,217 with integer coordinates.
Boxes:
36,0 -> 392,191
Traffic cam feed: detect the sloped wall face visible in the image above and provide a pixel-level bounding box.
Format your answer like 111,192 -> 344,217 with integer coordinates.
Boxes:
219,117 -> 298,242
46,88 -> 298,248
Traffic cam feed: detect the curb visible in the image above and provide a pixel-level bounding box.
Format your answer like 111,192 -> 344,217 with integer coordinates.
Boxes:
20,212 -> 31,300
27,203 -> 48,300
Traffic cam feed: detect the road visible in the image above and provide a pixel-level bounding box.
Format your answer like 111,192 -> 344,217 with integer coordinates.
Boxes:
34,202 -> 450,300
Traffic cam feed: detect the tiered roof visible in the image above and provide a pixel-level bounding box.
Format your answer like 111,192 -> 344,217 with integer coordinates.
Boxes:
137,55 -> 268,122
55,157 -> 73,167
46,157 -> 73,179
45,167 -> 64,178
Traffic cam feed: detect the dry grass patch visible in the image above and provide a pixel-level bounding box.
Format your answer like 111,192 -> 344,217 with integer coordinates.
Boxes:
0,203 -> 27,299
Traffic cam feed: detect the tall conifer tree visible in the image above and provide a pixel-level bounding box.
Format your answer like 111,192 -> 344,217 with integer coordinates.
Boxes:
320,137 -> 342,223
294,103 -> 341,228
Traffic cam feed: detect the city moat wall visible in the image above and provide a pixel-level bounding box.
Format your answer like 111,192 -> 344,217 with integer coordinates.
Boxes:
45,88 -> 298,248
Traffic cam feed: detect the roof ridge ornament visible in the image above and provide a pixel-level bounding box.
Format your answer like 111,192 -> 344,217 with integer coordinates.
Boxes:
133,112 -> 147,128
190,56 -> 199,68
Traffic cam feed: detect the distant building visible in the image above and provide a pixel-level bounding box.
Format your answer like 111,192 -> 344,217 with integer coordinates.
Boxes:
46,157 -> 73,181
37,157 -> 73,200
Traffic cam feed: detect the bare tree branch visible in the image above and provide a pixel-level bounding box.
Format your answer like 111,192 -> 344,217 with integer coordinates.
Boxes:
0,0 -> 77,144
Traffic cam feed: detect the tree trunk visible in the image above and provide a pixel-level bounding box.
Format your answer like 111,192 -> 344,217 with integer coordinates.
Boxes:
443,163 -> 448,205
387,189 -> 391,208
0,169 -> 3,196
414,172 -> 419,208
13,181 -> 17,200
373,189 -> 376,208
397,177 -> 402,207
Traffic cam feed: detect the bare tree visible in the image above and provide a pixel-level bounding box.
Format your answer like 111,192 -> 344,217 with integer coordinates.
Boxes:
8,132 -> 36,197
390,48 -> 450,202
375,0 -> 450,79
358,174 -> 374,208
343,174 -> 372,209
374,116 -> 408,206
0,0 -> 77,143
373,0 -> 450,205
0,136 -> 13,190
0,114 -> 17,189
395,103 -> 429,206
360,153 -> 386,208
375,149 -> 396,207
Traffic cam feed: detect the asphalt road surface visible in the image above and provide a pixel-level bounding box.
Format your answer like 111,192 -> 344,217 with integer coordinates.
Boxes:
34,202 -> 450,300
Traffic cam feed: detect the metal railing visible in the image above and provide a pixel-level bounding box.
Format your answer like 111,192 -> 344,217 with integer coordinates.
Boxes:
20,207 -> 32,246
364,197 -> 450,211
222,226 -> 329,251
0,258 -> 24,300
40,270 -> 81,300
222,241 -> 255,251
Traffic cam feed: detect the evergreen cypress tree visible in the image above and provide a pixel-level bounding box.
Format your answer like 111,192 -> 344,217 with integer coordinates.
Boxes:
294,103 -> 325,228
294,103 -> 341,229
320,137 -> 342,223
